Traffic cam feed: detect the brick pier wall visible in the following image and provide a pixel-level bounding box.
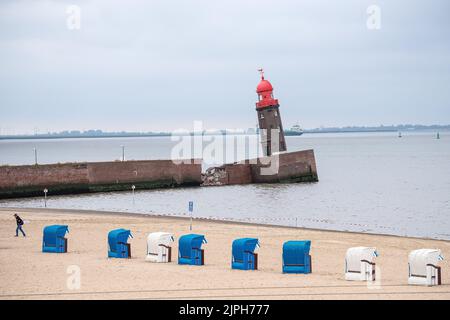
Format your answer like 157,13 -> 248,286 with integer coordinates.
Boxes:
0,160 -> 202,199
251,149 -> 318,183
202,149 -> 318,186
0,150 -> 318,198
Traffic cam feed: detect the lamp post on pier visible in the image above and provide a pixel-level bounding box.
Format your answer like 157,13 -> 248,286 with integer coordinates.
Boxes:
33,148 -> 38,165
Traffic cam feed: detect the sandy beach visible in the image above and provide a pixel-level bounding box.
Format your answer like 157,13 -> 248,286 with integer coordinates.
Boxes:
0,207 -> 449,300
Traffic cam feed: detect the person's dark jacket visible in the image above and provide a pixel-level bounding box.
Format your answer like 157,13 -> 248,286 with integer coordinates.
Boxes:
15,215 -> 24,226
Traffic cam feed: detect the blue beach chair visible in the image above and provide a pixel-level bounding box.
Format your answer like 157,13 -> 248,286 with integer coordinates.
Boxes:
282,240 -> 312,274
108,228 -> 133,258
231,238 -> 259,270
42,225 -> 69,253
178,234 -> 207,265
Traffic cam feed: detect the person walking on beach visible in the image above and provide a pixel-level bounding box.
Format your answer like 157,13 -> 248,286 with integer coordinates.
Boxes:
14,214 -> 26,237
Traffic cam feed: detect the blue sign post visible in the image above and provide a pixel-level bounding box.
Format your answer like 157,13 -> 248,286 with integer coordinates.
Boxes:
189,201 -> 194,231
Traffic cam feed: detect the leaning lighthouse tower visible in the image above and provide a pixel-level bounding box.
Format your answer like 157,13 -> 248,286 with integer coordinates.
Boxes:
255,69 -> 287,156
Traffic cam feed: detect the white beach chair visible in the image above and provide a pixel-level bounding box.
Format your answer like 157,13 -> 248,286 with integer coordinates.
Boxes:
344,247 -> 378,281
146,232 -> 175,263
408,249 -> 443,286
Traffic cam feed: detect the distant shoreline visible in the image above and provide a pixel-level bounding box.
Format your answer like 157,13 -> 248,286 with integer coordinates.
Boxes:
0,128 -> 448,141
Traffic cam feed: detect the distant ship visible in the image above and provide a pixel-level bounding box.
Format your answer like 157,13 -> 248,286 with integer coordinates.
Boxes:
285,123 -> 304,136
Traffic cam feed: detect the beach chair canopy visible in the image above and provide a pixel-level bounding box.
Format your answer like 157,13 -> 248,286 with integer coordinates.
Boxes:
345,247 -> 377,272
345,247 -> 377,281
43,225 -> 69,247
42,225 -> 69,253
231,238 -> 259,270
147,232 -> 174,254
146,232 -> 175,262
409,249 -> 442,275
108,228 -> 132,253
282,240 -> 312,274
178,234 -> 207,265
232,238 -> 259,261
408,249 -> 443,286
179,234 -> 207,256
283,241 -> 310,265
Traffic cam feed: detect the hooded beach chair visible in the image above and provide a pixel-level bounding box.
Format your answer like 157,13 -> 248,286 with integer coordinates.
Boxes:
282,241 -> 312,274
231,238 -> 259,270
42,225 -> 69,253
146,232 -> 175,263
344,247 -> 378,281
408,249 -> 443,286
178,234 -> 207,265
108,228 -> 133,258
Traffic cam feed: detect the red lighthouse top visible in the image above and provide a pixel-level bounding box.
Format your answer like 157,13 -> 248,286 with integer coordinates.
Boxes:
256,69 -> 279,109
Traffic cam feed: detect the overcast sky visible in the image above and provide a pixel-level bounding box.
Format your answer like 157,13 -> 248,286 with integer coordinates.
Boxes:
1,0 -> 449,134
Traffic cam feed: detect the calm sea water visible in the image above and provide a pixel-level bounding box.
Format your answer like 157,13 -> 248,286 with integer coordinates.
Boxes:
1,131 -> 449,240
